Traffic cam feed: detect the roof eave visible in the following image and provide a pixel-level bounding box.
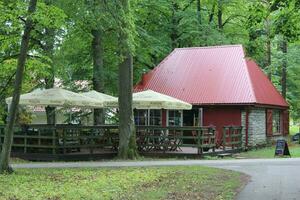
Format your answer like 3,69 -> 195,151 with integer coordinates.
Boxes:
191,102 -> 289,109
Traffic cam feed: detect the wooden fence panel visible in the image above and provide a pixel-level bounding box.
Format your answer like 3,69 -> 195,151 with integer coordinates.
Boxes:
222,126 -> 243,150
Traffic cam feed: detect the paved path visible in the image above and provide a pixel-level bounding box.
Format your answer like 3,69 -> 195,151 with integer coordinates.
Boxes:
13,158 -> 300,200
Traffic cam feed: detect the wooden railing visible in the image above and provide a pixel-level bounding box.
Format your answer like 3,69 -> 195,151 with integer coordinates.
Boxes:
222,126 -> 243,150
136,126 -> 216,154
0,125 -> 243,157
0,125 -> 119,155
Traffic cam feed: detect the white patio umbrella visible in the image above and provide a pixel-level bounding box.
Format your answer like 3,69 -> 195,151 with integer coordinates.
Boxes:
6,88 -> 104,108
133,90 -> 192,110
81,90 -> 118,108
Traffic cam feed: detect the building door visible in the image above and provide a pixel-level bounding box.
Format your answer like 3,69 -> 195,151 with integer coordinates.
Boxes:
182,108 -> 202,144
183,108 -> 203,127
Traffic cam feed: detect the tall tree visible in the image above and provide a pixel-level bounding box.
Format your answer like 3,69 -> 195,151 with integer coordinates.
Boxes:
273,0 -> 300,99
54,0 -> 116,110
86,0 -> 105,125
44,0 -> 56,125
117,0 -> 138,159
279,39 -> 287,98
92,29 -> 105,125
246,0 -> 285,77
0,0 -> 37,173
217,0 -> 223,30
196,0 -> 201,24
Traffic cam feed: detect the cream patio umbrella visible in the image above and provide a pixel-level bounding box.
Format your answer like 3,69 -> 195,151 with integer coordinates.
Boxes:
81,90 -> 118,108
133,90 -> 192,110
6,88 -> 104,108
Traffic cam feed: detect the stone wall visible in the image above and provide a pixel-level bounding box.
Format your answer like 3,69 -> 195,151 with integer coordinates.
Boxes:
247,108 -> 267,146
241,110 -> 246,147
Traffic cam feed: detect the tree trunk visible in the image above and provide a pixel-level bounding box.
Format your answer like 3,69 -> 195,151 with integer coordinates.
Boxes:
45,106 -> 55,124
170,1 -> 179,49
91,29 -> 105,125
0,0 -> 37,174
265,18 -> 272,80
280,39 -> 287,99
117,0 -> 138,159
44,26 -> 56,125
197,0 -> 201,24
217,0 -> 223,30
266,37 -> 271,80
209,1 -> 216,23
118,52 -> 138,159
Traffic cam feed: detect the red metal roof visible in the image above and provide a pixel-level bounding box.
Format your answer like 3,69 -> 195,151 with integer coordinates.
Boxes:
134,45 -> 288,108
246,59 -> 288,107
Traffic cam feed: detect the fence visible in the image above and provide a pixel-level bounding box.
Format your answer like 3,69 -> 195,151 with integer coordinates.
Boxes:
0,125 -> 119,155
0,124 -> 243,160
222,126 -> 243,150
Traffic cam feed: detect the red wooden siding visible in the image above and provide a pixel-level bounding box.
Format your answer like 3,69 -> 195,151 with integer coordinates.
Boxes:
266,109 -> 273,136
203,107 -> 241,145
283,110 -> 289,135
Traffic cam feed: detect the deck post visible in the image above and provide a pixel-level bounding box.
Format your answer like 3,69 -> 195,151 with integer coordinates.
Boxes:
197,128 -> 202,155
24,128 -> 27,154
62,129 -> 66,154
52,129 -> 56,155
211,127 -> 216,152
223,127 -> 226,151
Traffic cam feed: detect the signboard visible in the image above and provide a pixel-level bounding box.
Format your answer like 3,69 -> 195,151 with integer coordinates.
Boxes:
274,139 -> 291,157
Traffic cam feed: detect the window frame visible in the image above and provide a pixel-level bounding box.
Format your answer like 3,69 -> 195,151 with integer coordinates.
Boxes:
272,109 -> 282,135
148,109 -> 162,126
134,109 -> 148,126
167,110 -> 183,127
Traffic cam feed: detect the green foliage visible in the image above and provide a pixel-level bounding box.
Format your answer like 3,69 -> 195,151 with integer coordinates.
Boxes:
273,0 -> 300,41
33,2 -> 67,29
0,166 -> 244,200
16,106 -> 33,125
0,0 -> 67,121
1,0 -> 300,122
289,125 -> 299,135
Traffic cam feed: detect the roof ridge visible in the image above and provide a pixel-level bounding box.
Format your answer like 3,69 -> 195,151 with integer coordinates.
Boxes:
175,44 -> 243,51
152,48 -> 178,70
243,57 -> 257,103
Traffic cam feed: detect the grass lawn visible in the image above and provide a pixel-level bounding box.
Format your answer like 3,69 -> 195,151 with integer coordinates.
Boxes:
0,166 -> 247,200
238,143 -> 300,158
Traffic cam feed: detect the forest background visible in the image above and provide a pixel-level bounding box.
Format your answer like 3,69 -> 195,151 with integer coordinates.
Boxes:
1,0 -> 300,124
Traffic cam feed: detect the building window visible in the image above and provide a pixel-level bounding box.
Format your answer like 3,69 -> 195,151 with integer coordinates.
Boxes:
134,109 -> 148,125
149,109 -> 161,126
272,110 -> 282,134
168,110 -> 183,126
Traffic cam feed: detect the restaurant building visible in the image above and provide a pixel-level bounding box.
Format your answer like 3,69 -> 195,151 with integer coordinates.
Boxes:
134,45 -> 289,147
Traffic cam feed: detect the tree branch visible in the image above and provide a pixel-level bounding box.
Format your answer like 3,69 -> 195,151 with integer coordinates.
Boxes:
183,0 -> 196,11
222,14 -> 245,27
0,71 -> 16,98
0,54 -> 42,64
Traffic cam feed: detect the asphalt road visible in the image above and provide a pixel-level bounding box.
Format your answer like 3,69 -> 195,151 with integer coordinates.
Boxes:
205,159 -> 300,200
13,158 -> 300,200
